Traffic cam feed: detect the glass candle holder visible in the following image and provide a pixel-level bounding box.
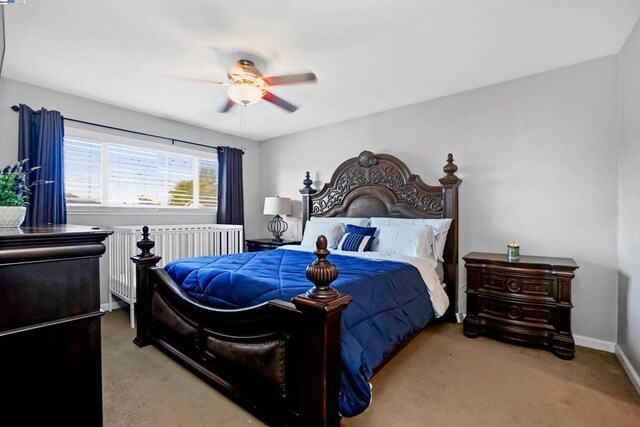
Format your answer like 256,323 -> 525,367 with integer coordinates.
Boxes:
507,241 -> 520,261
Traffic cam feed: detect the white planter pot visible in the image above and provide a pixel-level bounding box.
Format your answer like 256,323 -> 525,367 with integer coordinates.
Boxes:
0,206 -> 27,228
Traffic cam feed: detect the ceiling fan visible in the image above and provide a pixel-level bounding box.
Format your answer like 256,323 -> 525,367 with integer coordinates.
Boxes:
170,59 -> 317,113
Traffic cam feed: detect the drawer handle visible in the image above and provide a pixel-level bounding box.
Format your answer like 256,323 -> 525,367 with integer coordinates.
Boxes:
506,279 -> 522,293
507,305 -> 522,320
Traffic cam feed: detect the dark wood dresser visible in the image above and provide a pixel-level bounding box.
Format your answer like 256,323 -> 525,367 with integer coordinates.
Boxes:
245,238 -> 301,252
463,252 -> 579,359
0,225 -> 112,425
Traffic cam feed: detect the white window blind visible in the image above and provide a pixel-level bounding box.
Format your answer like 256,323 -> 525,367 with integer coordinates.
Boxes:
63,136 -> 217,209
198,160 -> 218,208
64,138 -> 102,204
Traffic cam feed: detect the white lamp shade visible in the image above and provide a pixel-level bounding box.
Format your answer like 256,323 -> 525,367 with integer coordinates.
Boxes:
263,197 -> 291,215
227,85 -> 264,105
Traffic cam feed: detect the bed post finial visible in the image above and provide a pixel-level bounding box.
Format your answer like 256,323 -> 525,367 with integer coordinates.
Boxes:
305,235 -> 339,299
440,153 -> 462,186
443,153 -> 458,176
136,226 -> 155,257
301,171 -> 314,193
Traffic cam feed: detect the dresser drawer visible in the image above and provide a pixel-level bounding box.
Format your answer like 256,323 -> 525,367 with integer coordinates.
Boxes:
0,257 -> 100,331
477,271 -> 557,303
477,296 -> 556,329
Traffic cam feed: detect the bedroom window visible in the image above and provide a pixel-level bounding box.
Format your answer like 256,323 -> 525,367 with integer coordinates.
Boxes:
63,134 -> 217,209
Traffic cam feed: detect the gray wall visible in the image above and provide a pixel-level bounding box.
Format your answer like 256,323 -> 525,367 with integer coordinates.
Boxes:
618,18 -> 640,376
0,77 -> 261,303
260,56 -> 620,344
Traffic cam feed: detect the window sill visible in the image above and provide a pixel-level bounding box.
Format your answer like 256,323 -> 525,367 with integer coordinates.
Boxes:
67,205 -> 217,216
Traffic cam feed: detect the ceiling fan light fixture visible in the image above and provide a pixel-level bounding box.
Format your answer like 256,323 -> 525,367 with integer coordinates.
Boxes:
227,84 -> 264,105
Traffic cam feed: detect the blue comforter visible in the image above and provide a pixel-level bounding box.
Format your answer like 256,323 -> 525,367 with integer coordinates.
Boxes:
165,248 -> 434,417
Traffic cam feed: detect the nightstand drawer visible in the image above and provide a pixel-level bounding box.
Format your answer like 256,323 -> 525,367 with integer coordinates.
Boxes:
477,296 -> 556,329
246,241 -> 275,252
478,272 -> 557,303
245,239 -> 302,253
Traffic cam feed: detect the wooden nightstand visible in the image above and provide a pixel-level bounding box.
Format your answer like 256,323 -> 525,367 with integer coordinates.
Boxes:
245,238 -> 301,252
463,252 -> 579,359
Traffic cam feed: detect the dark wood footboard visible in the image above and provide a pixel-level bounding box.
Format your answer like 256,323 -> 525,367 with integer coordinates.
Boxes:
132,229 -> 351,426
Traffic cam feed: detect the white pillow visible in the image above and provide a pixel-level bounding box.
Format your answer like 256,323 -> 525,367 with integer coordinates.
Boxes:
370,217 -> 452,262
373,224 -> 437,268
301,221 -> 346,249
311,216 -> 369,227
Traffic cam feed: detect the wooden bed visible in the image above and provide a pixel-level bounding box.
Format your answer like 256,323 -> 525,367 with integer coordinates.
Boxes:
131,150 -> 461,426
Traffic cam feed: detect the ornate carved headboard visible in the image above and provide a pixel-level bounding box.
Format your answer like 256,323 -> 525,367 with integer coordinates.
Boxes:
299,150 -> 462,323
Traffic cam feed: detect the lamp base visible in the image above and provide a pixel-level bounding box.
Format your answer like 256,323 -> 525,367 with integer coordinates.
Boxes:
267,215 -> 288,243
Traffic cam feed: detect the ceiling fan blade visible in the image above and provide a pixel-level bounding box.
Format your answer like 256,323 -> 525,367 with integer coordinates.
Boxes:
164,75 -> 228,85
263,72 -> 317,87
218,98 -> 235,113
263,91 -> 298,113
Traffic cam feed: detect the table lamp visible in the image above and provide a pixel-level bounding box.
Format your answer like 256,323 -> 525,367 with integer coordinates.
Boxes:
263,196 -> 291,242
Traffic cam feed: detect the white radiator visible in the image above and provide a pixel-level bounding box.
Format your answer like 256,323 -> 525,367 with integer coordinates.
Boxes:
107,224 -> 244,328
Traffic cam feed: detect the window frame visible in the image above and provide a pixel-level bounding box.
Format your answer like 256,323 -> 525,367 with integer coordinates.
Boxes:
64,127 -> 218,215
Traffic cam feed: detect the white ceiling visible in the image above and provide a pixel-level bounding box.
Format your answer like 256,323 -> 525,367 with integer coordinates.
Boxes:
4,1 -> 640,141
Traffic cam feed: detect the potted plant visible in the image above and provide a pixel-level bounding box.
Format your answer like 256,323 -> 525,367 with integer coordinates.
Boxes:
0,159 -> 51,228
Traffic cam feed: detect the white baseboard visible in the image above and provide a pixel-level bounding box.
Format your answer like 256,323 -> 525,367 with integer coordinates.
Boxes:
573,335 -> 616,353
616,345 -> 640,396
100,301 -> 128,312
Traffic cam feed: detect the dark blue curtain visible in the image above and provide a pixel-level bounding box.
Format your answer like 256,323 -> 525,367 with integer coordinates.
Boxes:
216,146 -> 244,226
18,104 -> 66,226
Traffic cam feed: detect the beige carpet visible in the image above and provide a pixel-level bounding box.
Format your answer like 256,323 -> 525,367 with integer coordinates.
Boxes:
102,309 -> 640,426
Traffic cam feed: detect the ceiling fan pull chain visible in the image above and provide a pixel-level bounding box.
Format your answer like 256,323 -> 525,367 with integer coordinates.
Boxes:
241,103 -> 247,134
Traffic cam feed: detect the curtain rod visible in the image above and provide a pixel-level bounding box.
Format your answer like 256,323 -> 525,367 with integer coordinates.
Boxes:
10,105 -> 245,154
